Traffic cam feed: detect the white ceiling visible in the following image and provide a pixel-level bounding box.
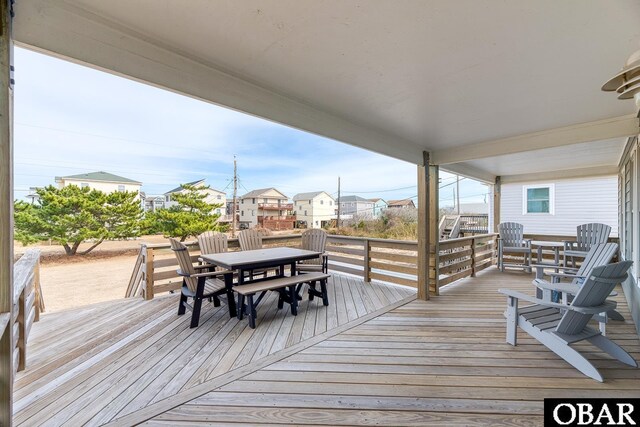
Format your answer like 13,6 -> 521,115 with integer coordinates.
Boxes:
13,0 -> 640,179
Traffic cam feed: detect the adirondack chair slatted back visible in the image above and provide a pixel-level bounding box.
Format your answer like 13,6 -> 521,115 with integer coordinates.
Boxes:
573,223 -> 612,252
238,229 -> 262,251
300,229 -> 327,265
555,261 -> 632,335
572,243 -> 618,285
499,222 -> 525,247
169,238 -> 198,293
198,231 -> 228,255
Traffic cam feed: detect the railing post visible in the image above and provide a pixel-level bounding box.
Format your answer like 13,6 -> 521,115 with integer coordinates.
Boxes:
17,287 -> 25,371
144,247 -> 155,300
33,258 -> 42,322
470,237 -> 476,277
363,239 -> 371,283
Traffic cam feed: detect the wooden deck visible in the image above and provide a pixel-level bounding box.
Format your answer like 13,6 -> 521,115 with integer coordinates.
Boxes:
15,268 -> 640,426
14,274 -> 415,426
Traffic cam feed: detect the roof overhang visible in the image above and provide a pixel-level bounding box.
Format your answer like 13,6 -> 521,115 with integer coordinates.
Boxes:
12,0 -> 640,182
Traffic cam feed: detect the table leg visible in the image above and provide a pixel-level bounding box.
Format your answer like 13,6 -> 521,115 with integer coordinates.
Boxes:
537,246 -> 543,263
225,272 -> 237,318
554,247 -> 559,273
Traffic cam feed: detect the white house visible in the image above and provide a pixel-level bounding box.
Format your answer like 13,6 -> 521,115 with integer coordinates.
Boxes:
292,191 -> 335,228
140,192 -> 166,213
164,179 -> 226,216
54,171 -> 142,198
498,176 -> 618,236
239,188 -> 295,230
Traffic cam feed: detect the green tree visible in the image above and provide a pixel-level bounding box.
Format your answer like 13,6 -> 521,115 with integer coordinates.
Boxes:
14,185 -> 143,255
148,183 -> 225,241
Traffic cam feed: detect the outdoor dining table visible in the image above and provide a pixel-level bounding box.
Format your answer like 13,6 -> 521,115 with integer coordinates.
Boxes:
531,240 -> 564,278
200,247 -> 322,318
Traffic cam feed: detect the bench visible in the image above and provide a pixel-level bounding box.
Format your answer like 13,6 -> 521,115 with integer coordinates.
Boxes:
235,272 -> 331,328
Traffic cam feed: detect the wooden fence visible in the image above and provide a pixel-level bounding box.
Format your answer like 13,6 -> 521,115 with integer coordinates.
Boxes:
127,233 -> 503,299
11,249 -> 43,372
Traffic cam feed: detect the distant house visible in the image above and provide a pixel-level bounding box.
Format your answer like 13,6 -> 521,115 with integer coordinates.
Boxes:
140,192 -> 166,213
458,202 -> 489,215
55,171 -> 142,198
369,198 -> 387,218
387,199 -> 416,209
164,179 -> 226,216
338,195 -> 374,218
498,176 -> 618,236
239,188 -> 295,230
293,191 -> 336,228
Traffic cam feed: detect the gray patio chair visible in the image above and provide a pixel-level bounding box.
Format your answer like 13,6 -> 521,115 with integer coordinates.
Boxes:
563,223 -> 611,268
170,238 -> 233,328
532,243 -> 622,332
297,229 -> 329,274
497,222 -> 532,272
499,261 -> 636,382
237,229 -> 275,279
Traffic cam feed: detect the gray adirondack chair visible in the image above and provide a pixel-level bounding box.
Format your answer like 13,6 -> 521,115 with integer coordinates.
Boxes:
170,238 -> 233,328
499,261 -> 636,382
533,243 -> 623,332
563,223 -> 611,268
497,222 -> 532,272
297,229 -> 329,274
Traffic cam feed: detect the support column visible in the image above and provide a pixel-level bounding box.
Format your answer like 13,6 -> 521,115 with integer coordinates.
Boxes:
493,176 -> 501,233
0,1 -> 14,424
417,152 -> 439,300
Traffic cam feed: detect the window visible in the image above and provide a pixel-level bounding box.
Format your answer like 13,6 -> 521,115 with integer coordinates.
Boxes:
263,198 -> 268,203
252,210 -> 255,216
241,210 -> 244,216
241,199 -> 244,204
216,195 -> 221,200
252,198 -> 256,204
165,195 -> 170,202
329,201 -> 333,206
320,200 -> 323,205
118,185 -> 125,192
81,183 -> 89,189
522,184 -> 554,214
351,202 -> 355,207
304,210 -> 308,216
315,221 -> 319,225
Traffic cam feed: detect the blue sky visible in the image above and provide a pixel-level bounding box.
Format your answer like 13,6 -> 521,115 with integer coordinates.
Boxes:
14,47 -> 488,207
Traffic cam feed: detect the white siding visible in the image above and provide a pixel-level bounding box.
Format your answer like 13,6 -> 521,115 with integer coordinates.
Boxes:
500,176 -> 618,237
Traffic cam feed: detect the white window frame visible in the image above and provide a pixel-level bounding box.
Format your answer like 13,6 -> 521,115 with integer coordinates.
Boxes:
522,183 -> 555,215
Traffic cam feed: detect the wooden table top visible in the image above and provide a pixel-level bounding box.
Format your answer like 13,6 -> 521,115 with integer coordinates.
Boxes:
531,240 -> 565,247
201,247 -> 321,270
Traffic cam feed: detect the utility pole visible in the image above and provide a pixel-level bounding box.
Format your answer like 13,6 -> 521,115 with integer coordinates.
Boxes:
456,175 -> 460,215
231,156 -> 237,237
336,176 -> 341,229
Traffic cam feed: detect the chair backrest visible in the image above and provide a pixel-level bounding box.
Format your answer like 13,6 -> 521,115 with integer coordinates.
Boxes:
555,261 -> 632,336
169,238 -> 197,292
198,231 -> 228,255
574,223 -> 612,251
499,222 -> 525,247
300,229 -> 327,265
573,243 -> 619,285
238,229 -> 262,251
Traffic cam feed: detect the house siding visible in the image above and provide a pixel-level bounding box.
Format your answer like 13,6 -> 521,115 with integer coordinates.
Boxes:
500,176 -> 618,237
295,193 -> 335,228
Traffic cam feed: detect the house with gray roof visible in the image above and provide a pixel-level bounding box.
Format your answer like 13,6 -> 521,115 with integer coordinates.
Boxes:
338,195 -> 375,218
293,191 -> 335,228
239,188 -> 294,230
164,179 -> 226,216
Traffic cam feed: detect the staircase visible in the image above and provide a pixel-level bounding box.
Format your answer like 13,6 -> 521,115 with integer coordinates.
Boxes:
439,215 -> 461,240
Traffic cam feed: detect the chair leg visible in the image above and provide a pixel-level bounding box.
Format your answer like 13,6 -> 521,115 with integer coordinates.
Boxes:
308,282 -> 316,301
608,310 -> 625,321
277,290 -> 284,310
505,296 -> 518,346
289,286 -> 298,316
213,295 -> 221,307
190,297 -> 203,328
588,334 -> 638,367
320,280 -> 329,306
178,291 -> 187,315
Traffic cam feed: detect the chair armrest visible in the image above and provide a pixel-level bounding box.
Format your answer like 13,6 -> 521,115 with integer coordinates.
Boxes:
547,272 -> 585,280
193,263 -> 216,270
177,269 -> 233,278
532,278 -> 580,295
499,288 -> 617,314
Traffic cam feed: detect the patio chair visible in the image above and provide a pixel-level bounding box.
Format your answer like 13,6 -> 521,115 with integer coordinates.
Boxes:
197,230 -> 228,255
499,261 -> 636,382
563,223 -> 611,268
170,238 -> 232,328
297,229 -> 329,274
532,243 -> 622,332
237,229 -> 273,279
497,222 -> 532,272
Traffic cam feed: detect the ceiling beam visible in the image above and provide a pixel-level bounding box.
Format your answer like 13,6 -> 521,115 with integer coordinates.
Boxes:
13,0 -> 424,165
500,165 -> 619,184
440,163 -> 495,184
431,114 -> 639,165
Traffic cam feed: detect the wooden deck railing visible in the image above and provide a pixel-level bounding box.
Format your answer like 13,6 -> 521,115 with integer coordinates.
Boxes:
12,249 -> 43,372
127,232 -> 619,300
127,233 -> 501,299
